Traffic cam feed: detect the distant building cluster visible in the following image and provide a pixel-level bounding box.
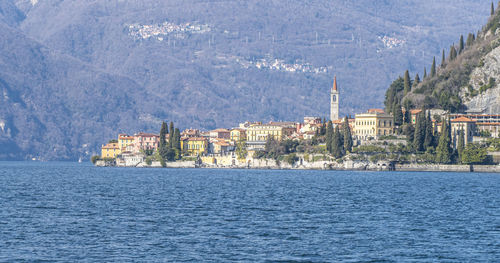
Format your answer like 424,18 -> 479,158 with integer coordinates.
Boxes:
128,21 -> 211,41
100,76 -> 500,164
379,35 -> 406,49
237,56 -> 330,74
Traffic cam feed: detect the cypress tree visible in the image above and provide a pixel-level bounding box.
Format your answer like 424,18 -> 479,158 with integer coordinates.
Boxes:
435,120 -> 453,164
423,67 -> 427,79
393,102 -> 404,127
441,49 -> 446,66
168,122 -> 174,149
321,118 -> 327,135
457,129 -> 465,162
332,126 -> 343,158
449,45 -> 457,61
403,70 -> 411,95
413,73 -> 420,87
424,112 -> 434,148
326,121 -> 333,153
492,2 -> 495,16
342,117 -> 353,153
413,112 -> 425,152
174,128 -> 181,151
459,35 -> 464,53
466,33 -> 475,47
159,121 -> 168,161
431,57 -> 436,77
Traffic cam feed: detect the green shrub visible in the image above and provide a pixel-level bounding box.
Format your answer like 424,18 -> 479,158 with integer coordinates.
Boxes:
91,155 -> 101,164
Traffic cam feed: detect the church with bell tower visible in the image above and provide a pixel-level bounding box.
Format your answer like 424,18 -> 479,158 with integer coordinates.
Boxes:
330,76 -> 339,121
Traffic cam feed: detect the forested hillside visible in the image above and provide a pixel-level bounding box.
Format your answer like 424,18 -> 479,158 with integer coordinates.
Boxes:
0,0 -> 493,160
386,3 -> 500,114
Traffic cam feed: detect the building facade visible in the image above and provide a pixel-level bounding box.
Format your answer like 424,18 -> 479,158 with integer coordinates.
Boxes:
450,117 -> 476,148
354,111 -> 394,139
101,143 -> 120,158
182,137 -> 208,156
246,123 -> 296,150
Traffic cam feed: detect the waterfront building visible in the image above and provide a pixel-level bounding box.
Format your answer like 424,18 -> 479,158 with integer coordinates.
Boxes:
230,128 -> 247,142
246,123 -> 296,151
101,142 -> 120,158
132,132 -> 159,153
211,140 -> 231,154
182,137 -> 208,156
450,114 -> 500,137
118,134 -> 134,152
330,76 -> 339,121
354,111 -> 394,140
450,116 -> 476,148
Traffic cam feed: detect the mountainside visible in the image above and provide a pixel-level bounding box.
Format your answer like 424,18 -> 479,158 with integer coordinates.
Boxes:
397,7 -> 500,114
0,0 -> 494,160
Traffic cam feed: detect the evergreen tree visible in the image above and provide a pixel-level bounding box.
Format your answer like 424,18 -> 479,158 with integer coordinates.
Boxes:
168,122 -> 174,149
403,99 -> 412,124
431,57 -> 436,77
436,120 -> 453,164
342,117 -> 353,153
466,33 -> 475,47
332,126 -> 343,158
326,121 -> 333,153
174,128 -> 181,151
459,35 -> 464,53
393,102 -> 404,127
159,121 -> 168,162
423,67 -> 427,79
457,129 -> 465,162
424,112 -> 434,148
403,123 -> 415,144
449,45 -> 457,61
413,73 -> 420,87
413,113 -> 425,152
403,70 -> 411,95
441,49 -> 446,66
492,2 -> 495,16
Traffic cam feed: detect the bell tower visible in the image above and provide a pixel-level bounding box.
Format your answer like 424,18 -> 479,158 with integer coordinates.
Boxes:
330,76 -> 339,121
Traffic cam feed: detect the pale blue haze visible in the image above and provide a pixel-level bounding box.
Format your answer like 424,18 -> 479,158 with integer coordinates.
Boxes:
0,162 -> 499,262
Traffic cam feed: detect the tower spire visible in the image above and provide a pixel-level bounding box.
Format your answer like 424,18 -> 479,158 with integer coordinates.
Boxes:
333,75 -> 338,91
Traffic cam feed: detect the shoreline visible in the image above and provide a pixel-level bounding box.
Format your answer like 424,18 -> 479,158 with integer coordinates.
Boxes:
95,159 -> 500,173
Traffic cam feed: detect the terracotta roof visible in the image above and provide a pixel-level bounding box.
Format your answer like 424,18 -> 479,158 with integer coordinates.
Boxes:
214,141 -> 230,146
451,116 -> 475,122
410,109 -> 422,114
211,128 -> 230,132
477,122 -> 500,125
333,76 -> 338,91
134,132 -> 159,137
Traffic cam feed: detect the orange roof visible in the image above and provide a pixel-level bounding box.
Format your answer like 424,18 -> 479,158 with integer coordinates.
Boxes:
214,141 -> 230,146
477,122 -> 500,125
333,76 -> 338,91
451,116 -> 475,122
368,108 -> 385,114
211,128 -> 230,132
410,109 -> 422,114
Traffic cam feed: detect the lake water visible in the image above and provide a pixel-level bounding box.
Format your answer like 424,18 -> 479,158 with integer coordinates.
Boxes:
0,162 -> 499,262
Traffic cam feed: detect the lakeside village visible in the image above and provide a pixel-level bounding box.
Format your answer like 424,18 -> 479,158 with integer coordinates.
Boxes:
95,77 -> 500,171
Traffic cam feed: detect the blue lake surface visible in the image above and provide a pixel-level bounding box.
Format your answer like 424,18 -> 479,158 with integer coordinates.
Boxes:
0,161 -> 499,262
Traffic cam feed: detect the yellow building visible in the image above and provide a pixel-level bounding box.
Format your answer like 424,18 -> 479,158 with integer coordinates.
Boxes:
118,134 -> 135,152
101,143 -> 120,158
246,123 -> 296,150
182,137 -> 208,156
230,128 -> 247,142
354,111 -> 394,139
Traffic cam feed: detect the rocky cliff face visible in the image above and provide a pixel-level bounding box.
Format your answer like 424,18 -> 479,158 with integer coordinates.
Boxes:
461,42 -> 500,113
